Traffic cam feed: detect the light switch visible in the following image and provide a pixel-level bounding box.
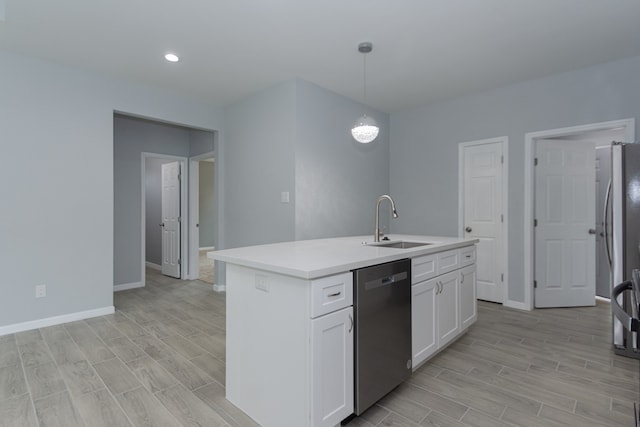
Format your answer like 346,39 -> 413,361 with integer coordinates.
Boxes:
281,191 -> 290,203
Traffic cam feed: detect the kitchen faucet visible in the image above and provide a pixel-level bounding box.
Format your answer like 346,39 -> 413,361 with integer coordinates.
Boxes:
375,195 -> 398,242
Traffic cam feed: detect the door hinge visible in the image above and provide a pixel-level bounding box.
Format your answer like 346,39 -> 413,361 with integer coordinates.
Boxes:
501,273 -> 504,282
534,280 -> 537,288
501,214 -> 504,223
501,155 -> 504,164
178,217 -> 181,223
534,219 -> 538,227
178,173 -> 182,182
178,258 -> 181,266
534,158 -> 538,166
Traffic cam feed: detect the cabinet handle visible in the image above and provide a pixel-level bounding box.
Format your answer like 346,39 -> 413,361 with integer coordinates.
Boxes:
437,281 -> 442,294
348,313 -> 353,333
327,291 -> 341,297
465,255 -> 471,258
461,271 -> 464,283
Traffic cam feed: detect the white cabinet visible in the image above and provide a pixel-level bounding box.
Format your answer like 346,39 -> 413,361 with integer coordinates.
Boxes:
436,271 -> 460,348
411,245 -> 476,370
310,272 -> 353,318
226,266 -> 353,427
411,279 -> 438,366
412,253 -> 437,283
309,276 -> 355,427
459,245 -> 476,267
411,271 -> 460,367
311,307 -> 354,427
460,265 -> 477,330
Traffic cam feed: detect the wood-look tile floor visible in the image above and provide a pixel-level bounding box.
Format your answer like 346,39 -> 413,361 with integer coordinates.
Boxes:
1,270 -> 638,426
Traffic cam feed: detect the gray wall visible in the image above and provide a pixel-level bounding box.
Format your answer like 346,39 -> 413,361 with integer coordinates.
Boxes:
145,157 -> 179,266
199,161 -> 216,248
295,79 -> 390,240
390,55 -> 640,304
223,80 -> 297,248
223,79 -> 390,249
114,115 -> 192,285
189,129 -> 215,157
0,50 -> 222,328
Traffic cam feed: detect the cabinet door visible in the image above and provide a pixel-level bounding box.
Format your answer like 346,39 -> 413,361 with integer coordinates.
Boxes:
437,271 -> 460,348
310,307 -> 354,427
460,265 -> 477,330
411,279 -> 438,368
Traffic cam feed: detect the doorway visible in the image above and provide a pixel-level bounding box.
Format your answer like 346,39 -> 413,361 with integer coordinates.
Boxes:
523,119 -> 635,310
188,153 -> 216,286
142,153 -> 188,285
113,113 -> 218,292
458,137 -> 508,304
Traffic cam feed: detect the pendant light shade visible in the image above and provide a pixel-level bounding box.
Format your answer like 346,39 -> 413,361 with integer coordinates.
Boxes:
351,114 -> 379,144
352,42 -> 379,144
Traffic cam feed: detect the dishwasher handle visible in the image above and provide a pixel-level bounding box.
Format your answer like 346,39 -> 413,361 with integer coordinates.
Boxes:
364,271 -> 408,291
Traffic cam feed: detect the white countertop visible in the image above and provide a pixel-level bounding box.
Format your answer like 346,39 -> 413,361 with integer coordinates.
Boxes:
208,235 -> 478,279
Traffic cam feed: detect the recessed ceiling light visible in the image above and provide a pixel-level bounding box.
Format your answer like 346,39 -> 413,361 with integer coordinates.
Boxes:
164,53 -> 179,63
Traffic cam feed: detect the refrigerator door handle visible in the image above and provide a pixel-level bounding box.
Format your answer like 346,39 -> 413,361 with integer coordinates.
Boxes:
604,179 -> 613,270
612,280 -> 639,333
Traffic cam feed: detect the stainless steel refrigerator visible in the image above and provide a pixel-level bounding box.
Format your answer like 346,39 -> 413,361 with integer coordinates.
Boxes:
606,141 -> 640,358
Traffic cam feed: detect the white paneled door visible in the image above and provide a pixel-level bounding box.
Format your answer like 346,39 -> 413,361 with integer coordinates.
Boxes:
161,161 -> 181,278
462,142 -> 504,303
534,139 -> 596,307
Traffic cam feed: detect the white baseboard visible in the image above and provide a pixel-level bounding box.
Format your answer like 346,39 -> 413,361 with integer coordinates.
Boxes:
145,262 -> 161,271
199,246 -> 215,251
114,281 -> 144,292
504,299 -> 531,311
596,296 -> 611,303
0,306 -> 115,337
213,283 -> 226,292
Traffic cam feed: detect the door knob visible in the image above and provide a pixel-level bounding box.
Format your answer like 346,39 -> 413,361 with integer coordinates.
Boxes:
465,226 -> 472,233
588,228 -> 596,235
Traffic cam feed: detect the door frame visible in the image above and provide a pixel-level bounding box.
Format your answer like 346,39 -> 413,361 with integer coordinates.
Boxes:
141,152 -> 188,286
188,151 -> 218,287
458,136 -> 509,305
523,118 -> 635,311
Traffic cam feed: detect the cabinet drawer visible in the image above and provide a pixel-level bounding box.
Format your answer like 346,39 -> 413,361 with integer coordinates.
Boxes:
412,254 -> 437,284
459,245 -> 476,267
437,250 -> 459,275
310,272 -> 353,318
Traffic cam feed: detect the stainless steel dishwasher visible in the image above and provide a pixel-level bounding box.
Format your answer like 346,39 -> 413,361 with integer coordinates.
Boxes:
353,259 -> 412,415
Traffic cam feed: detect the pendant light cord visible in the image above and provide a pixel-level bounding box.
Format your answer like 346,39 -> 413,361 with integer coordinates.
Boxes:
363,53 -> 367,103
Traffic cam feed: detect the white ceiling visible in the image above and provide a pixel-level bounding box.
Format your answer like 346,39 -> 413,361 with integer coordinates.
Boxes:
2,1 -> 640,113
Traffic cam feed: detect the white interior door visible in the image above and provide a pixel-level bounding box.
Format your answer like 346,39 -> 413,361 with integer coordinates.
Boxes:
462,142 -> 504,303
161,161 -> 181,278
534,139 -> 595,307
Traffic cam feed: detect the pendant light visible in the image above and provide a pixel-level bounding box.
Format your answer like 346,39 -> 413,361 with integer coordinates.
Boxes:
351,42 -> 379,144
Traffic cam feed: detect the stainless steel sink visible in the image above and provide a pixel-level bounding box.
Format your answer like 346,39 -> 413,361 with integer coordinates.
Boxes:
368,241 -> 432,249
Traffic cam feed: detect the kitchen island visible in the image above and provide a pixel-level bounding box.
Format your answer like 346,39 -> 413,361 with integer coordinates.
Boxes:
209,234 -> 478,427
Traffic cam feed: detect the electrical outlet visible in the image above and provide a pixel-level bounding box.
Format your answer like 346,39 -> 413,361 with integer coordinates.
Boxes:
255,274 -> 269,292
35,284 -> 46,298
